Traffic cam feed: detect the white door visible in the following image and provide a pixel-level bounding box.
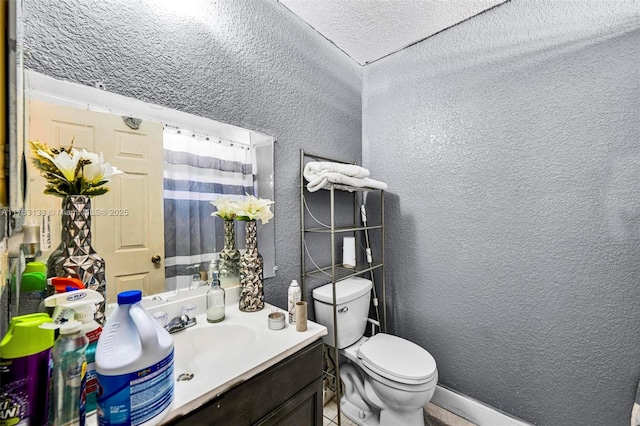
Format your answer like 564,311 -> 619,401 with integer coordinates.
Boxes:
27,100 -> 165,302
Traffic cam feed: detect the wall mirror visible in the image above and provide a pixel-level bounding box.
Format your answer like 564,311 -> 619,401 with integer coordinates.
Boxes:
23,70 -> 276,302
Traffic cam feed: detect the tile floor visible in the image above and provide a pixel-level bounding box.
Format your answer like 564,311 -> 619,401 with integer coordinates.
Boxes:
322,398 -> 476,426
322,397 -> 356,426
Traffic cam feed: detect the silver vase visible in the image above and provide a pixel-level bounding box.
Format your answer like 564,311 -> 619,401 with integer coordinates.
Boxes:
219,219 -> 240,288
47,195 -> 106,324
239,220 -> 264,312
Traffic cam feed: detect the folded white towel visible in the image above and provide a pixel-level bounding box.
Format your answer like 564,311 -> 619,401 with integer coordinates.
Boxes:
303,161 -> 388,193
304,161 -> 370,179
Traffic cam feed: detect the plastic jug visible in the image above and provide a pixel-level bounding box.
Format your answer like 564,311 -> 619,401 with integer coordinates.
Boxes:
95,290 -> 174,426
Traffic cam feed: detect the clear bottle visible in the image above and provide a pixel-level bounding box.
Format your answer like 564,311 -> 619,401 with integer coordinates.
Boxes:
288,280 -> 302,324
51,320 -> 89,426
187,264 -> 204,289
207,269 -> 225,323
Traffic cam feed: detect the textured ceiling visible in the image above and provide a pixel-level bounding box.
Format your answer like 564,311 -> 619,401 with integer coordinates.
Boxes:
278,0 -> 507,65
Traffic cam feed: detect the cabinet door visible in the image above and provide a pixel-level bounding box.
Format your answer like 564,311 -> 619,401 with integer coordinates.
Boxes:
256,381 -> 323,426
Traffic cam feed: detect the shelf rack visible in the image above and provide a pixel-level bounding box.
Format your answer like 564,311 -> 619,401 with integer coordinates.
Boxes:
299,149 -> 386,426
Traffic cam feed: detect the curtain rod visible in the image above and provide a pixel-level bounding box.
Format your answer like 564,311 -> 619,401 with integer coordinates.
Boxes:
163,124 -> 253,149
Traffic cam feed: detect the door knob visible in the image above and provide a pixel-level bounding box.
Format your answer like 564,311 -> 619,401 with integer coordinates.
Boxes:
151,255 -> 162,264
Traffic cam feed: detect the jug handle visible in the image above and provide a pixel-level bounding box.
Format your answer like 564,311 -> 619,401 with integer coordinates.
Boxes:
130,304 -> 161,352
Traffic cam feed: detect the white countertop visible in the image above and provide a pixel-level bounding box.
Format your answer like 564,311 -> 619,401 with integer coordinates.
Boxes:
88,292 -> 327,425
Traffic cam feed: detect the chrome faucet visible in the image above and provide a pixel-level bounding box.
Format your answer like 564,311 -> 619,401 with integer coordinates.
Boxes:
164,314 -> 197,334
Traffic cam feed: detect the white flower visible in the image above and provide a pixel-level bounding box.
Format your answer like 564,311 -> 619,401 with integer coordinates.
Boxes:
38,149 -> 80,182
235,195 -> 274,224
210,197 -> 238,220
79,149 -> 123,184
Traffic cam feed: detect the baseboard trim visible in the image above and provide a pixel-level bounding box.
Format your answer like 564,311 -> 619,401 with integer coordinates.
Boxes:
430,385 -> 532,426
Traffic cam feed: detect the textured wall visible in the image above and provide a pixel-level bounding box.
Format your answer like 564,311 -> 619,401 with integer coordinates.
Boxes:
21,0 -> 362,308
363,1 -> 640,424
22,0 -> 640,423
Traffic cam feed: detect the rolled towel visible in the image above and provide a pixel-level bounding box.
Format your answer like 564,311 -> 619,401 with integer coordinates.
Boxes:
304,161 -> 388,192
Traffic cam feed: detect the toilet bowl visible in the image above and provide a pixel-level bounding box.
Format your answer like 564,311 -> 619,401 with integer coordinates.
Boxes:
312,277 -> 438,426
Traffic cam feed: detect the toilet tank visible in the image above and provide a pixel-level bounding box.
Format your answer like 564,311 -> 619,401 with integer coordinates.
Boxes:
312,277 -> 372,349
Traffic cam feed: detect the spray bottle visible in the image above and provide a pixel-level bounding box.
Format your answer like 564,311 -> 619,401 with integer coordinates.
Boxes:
288,280 -> 301,324
47,276 -> 85,296
49,320 -> 89,426
44,289 -> 104,415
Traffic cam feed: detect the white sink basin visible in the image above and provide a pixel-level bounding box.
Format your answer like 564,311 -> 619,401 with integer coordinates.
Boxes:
136,302 -> 326,423
89,291 -> 327,426
173,323 -> 257,371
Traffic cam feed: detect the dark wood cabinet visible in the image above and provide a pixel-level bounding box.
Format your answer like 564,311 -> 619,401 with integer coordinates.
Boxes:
167,339 -> 324,426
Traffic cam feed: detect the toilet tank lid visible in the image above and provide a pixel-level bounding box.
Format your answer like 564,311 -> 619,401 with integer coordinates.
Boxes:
312,277 -> 372,305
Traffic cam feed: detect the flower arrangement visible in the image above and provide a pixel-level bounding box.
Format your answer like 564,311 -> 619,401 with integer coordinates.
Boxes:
29,140 -> 123,197
210,194 -> 274,224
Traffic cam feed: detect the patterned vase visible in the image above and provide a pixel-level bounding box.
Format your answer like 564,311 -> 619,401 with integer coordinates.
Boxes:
47,195 -> 106,324
219,219 -> 241,288
239,220 -> 264,312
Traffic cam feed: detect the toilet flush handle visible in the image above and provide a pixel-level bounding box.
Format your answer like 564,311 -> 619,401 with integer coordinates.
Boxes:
338,306 -> 349,313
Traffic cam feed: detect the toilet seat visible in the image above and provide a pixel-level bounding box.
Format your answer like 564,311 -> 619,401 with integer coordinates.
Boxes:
357,334 -> 437,385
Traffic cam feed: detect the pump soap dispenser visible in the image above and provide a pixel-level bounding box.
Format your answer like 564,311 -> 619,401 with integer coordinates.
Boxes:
207,261 -> 225,323
187,264 -> 205,289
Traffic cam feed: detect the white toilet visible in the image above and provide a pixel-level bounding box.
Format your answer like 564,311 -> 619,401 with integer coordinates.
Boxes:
312,277 -> 438,426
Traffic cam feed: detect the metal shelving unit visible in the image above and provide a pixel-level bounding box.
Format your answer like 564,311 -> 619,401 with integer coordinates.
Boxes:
300,149 -> 386,426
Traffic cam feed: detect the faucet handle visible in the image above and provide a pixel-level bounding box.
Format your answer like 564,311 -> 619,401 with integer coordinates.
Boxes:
152,311 -> 169,327
181,304 -> 197,319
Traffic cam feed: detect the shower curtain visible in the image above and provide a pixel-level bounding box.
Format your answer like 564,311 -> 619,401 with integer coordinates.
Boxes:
163,128 -> 256,291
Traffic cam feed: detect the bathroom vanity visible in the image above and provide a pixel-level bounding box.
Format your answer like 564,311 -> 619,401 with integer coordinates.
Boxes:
167,339 -> 324,425
88,289 -> 328,426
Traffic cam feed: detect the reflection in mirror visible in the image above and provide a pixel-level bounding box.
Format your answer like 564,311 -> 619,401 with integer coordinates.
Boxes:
24,71 -> 275,303
8,0 -> 24,213
0,0 -> 7,210
1,0 -> 25,338
1,0 -> 26,219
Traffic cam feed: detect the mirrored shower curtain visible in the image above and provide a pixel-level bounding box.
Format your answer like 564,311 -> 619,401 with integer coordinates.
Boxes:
163,128 -> 256,290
